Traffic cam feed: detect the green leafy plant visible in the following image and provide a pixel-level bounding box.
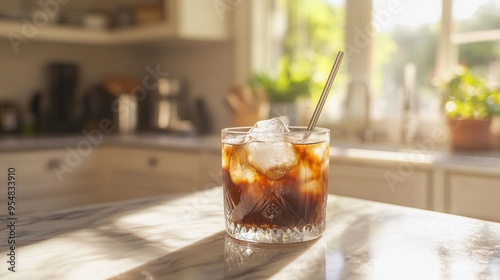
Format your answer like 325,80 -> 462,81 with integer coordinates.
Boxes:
250,57 -> 312,103
441,66 -> 500,119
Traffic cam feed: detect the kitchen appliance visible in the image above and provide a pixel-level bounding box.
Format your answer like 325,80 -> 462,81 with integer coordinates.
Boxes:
116,94 -> 138,134
46,62 -> 80,133
103,77 -> 139,134
82,85 -> 115,131
138,77 -> 194,134
156,78 -> 181,130
0,101 -> 22,134
30,91 -> 43,133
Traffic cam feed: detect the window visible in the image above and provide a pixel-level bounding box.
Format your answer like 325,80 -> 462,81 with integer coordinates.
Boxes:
253,0 -> 346,128
256,0 -> 500,140
371,0 -> 442,142
451,0 -> 500,87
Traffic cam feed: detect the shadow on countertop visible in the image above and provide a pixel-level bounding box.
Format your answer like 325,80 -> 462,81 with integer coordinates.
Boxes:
111,232 -> 323,280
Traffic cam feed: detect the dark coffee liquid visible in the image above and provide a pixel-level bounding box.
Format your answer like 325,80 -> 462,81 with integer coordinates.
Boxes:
222,142 -> 329,230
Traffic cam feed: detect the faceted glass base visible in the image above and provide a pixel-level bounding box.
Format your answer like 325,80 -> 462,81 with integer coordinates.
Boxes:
226,220 -> 325,243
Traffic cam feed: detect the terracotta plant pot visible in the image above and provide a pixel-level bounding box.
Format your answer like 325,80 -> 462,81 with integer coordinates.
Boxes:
447,118 -> 492,151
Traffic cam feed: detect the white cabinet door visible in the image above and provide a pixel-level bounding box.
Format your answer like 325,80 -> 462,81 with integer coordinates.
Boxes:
329,162 -> 430,209
448,174 -> 500,222
99,147 -> 207,202
0,149 -> 99,214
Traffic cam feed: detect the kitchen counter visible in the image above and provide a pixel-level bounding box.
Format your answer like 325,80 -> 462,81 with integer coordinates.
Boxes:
330,141 -> 500,175
0,133 -> 222,152
1,133 -> 500,175
1,187 -> 499,279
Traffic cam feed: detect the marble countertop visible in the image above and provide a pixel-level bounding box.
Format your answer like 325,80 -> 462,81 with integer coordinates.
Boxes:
1,187 -> 499,279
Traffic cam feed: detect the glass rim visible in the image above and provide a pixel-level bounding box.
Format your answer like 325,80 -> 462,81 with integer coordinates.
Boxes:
221,126 -> 329,134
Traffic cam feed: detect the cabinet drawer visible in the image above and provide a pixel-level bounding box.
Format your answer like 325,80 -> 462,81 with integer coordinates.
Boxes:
1,149 -> 98,196
105,147 -> 201,182
100,147 -> 204,200
4,150 -> 71,182
330,163 -> 430,209
448,174 -> 500,222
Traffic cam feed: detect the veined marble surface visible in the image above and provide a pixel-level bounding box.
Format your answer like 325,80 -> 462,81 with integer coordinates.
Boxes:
1,187 -> 499,279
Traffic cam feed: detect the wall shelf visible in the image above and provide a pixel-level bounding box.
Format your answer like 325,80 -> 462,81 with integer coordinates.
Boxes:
0,0 -> 229,46
0,21 -> 178,45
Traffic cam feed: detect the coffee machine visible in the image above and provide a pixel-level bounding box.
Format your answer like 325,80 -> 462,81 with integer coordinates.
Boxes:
138,77 -> 194,133
45,63 -> 80,133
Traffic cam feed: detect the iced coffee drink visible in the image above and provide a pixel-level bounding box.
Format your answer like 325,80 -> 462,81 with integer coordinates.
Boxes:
222,118 -> 329,243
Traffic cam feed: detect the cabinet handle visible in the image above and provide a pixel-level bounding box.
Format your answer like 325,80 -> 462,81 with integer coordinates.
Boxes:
148,157 -> 158,167
48,159 -> 63,170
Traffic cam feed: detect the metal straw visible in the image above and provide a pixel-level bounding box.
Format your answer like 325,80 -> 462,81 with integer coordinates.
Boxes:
307,51 -> 344,131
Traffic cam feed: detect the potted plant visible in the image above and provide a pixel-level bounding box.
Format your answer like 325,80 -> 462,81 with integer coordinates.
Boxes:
250,57 -> 312,124
441,66 -> 500,150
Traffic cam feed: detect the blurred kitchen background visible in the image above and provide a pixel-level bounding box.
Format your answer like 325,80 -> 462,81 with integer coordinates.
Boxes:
1,0 -> 500,138
0,0 -> 233,135
1,0 -> 500,222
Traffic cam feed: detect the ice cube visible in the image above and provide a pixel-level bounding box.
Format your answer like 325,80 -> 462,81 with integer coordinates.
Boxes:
224,134 -> 249,145
299,163 -> 314,182
247,141 -> 298,180
302,180 -> 324,196
312,143 -> 330,161
229,146 -> 258,184
249,117 -> 290,142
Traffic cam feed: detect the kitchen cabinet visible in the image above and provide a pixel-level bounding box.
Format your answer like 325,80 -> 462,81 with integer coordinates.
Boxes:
0,144 -> 220,212
99,147 -> 201,201
447,173 -> 500,222
0,149 -> 100,214
329,162 -> 431,209
97,147 -> 221,202
0,0 -> 229,45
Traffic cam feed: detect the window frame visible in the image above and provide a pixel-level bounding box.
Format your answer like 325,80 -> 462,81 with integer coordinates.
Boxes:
241,0 -> 499,130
